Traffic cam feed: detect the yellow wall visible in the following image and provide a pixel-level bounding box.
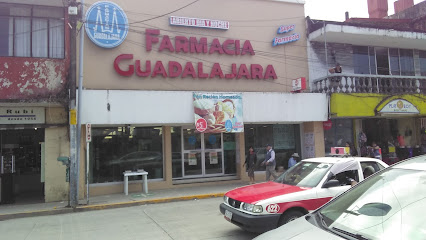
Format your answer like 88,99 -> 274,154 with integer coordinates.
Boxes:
331,94 -> 426,117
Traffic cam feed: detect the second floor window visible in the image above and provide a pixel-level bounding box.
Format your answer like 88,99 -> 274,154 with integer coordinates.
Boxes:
353,46 -> 414,76
0,4 -> 65,59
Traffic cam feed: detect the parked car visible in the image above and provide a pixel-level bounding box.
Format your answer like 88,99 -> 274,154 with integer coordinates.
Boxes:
219,157 -> 388,233
254,154 -> 426,239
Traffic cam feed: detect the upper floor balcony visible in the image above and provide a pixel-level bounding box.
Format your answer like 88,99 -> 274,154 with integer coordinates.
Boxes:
312,74 -> 426,94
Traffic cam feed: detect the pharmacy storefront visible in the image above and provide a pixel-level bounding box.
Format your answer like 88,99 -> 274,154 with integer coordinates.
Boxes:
80,0 -> 327,196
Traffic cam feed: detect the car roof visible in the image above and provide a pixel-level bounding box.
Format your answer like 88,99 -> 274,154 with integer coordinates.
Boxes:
392,155 -> 426,171
301,157 -> 378,164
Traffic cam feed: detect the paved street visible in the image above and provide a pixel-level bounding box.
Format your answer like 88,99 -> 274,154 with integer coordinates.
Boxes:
0,198 -> 259,240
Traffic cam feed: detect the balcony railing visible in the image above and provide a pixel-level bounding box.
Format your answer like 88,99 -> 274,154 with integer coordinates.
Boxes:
312,74 -> 426,94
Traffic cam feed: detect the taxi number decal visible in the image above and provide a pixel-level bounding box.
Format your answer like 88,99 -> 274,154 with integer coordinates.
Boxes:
266,204 -> 280,213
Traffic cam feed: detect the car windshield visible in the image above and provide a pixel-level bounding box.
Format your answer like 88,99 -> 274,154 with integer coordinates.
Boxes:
318,167 -> 426,240
275,161 -> 332,188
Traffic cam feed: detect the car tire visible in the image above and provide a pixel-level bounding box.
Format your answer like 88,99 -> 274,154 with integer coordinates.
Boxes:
278,210 -> 305,226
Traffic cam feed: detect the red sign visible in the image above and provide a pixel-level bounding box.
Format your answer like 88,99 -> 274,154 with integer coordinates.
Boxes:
196,118 -> 207,132
323,120 -> 332,130
292,77 -> 306,92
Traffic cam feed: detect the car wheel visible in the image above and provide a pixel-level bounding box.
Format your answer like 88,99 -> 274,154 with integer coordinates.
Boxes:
278,210 -> 305,226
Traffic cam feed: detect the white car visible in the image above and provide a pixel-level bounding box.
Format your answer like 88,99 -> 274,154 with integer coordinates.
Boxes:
255,154 -> 426,240
219,157 -> 388,233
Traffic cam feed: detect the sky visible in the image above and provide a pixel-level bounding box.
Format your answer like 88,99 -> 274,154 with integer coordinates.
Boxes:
305,0 -> 425,21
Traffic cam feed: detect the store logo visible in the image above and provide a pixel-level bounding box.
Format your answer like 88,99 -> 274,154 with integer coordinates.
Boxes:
397,100 -> 404,109
85,1 -> 129,48
266,204 -> 280,213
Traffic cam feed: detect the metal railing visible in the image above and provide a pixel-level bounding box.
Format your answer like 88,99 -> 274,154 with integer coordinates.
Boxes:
312,74 -> 426,94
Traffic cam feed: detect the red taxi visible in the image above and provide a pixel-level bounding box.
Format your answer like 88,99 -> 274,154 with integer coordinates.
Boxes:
219,157 -> 388,233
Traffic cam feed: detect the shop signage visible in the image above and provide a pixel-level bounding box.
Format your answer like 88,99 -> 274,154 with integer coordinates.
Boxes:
379,99 -> 419,114
169,16 -> 229,30
0,107 -> 45,124
272,24 -> 300,46
193,92 -> 244,133
86,123 -> 92,142
277,24 -> 295,34
114,29 -> 277,80
85,1 -> 129,48
323,120 -> 332,130
292,77 -> 306,92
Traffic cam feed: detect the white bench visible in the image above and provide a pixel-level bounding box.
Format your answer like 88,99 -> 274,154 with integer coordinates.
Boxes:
123,171 -> 148,195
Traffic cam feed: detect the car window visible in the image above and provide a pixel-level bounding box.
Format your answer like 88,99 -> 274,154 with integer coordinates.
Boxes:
275,162 -> 332,188
330,170 -> 358,186
361,162 -> 381,179
319,168 -> 426,239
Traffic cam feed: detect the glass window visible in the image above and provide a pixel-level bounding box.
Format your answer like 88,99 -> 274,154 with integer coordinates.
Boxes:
353,46 -> 370,74
399,49 -> 414,76
324,119 -> 353,154
244,124 -> 301,171
389,48 -> 400,75
275,161 -> 332,188
376,47 -> 390,75
368,47 -> 377,75
0,3 -> 64,58
419,51 -> 426,76
90,126 -> 163,183
223,133 -> 236,174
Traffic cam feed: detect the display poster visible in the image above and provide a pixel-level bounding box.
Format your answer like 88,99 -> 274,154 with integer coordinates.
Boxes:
304,132 -> 315,158
193,92 -> 243,133
188,153 -> 197,166
210,152 -> 219,164
273,125 -> 295,149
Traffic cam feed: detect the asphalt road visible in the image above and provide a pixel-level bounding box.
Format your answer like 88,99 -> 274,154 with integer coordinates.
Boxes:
0,198 -> 259,240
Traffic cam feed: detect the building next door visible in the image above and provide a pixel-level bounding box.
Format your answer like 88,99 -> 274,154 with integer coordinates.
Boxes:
182,128 -> 224,178
0,129 -> 44,204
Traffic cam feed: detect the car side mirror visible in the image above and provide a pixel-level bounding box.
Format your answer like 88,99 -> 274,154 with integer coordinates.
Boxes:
323,179 -> 340,188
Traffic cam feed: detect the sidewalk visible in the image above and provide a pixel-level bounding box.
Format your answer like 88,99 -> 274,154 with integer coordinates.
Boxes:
0,181 -> 246,221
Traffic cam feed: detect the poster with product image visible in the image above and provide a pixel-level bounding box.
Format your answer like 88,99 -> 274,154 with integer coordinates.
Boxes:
189,153 -> 197,165
193,92 -> 244,133
210,152 -> 218,164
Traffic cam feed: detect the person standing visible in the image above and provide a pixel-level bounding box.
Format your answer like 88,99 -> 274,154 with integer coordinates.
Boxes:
288,153 -> 299,168
244,146 -> 257,184
261,144 -> 277,181
346,142 -> 358,156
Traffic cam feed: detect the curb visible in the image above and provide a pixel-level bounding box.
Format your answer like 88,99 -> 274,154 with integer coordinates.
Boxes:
0,192 -> 225,221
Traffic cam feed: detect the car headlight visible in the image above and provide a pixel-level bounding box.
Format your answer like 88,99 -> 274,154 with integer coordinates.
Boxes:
242,203 -> 263,213
223,195 -> 229,204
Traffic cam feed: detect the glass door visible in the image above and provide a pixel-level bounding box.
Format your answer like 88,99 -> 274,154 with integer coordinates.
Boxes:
181,128 -> 224,178
204,133 -> 224,175
182,128 -> 202,177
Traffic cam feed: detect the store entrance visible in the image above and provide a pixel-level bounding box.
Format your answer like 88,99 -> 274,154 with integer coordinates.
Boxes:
181,128 -> 224,178
0,129 -> 44,204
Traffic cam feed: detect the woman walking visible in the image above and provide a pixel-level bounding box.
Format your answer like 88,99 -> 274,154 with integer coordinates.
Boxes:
244,146 -> 257,184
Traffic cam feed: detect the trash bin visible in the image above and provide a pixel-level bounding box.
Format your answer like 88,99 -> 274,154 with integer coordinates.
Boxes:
0,173 -> 14,204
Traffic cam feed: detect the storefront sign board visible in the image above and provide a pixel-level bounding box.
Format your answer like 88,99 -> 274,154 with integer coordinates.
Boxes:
379,99 -> 420,114
85,1 -> 129,48
86,123 -> 92,142
0,107 -> 45,124
193,93 -> 244,133
170,16 -> 229,30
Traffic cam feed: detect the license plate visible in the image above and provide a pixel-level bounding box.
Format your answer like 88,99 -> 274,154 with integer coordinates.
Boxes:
224,210 -> 233,221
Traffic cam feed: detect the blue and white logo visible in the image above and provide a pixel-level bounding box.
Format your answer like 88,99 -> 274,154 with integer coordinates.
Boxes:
225,120 -> 233,132
85,1 -> 129,48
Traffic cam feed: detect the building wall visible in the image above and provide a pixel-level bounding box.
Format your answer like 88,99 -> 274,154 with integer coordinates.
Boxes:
81,0 -> 308,93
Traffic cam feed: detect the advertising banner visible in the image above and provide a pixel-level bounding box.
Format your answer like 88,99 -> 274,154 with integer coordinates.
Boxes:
193,92 -> 244,133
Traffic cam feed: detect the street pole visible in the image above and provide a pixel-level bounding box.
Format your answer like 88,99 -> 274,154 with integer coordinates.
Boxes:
69,0 -> 79,208
77,0 -> 86,204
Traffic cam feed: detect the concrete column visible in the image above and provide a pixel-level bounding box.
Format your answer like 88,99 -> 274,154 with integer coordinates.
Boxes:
163,126 -> 173,187
303,122 -> 325,158
44,127 -> 70,202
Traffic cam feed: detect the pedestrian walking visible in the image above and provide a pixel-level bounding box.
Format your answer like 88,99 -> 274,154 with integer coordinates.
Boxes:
288,153 -> 299,168
261,144 -> 277,181
244,146 -> 257,184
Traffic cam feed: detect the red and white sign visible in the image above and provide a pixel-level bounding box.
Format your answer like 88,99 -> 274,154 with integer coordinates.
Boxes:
170,16 -> 229,30
266,204 -> 280,213
196,118 -> 207,132
323,120 -> 332,130
86,123 -> 92,142
292,77 -> 306,92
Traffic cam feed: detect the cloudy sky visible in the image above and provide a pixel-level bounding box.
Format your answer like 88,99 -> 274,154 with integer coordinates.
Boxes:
305,0 -> 425,21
